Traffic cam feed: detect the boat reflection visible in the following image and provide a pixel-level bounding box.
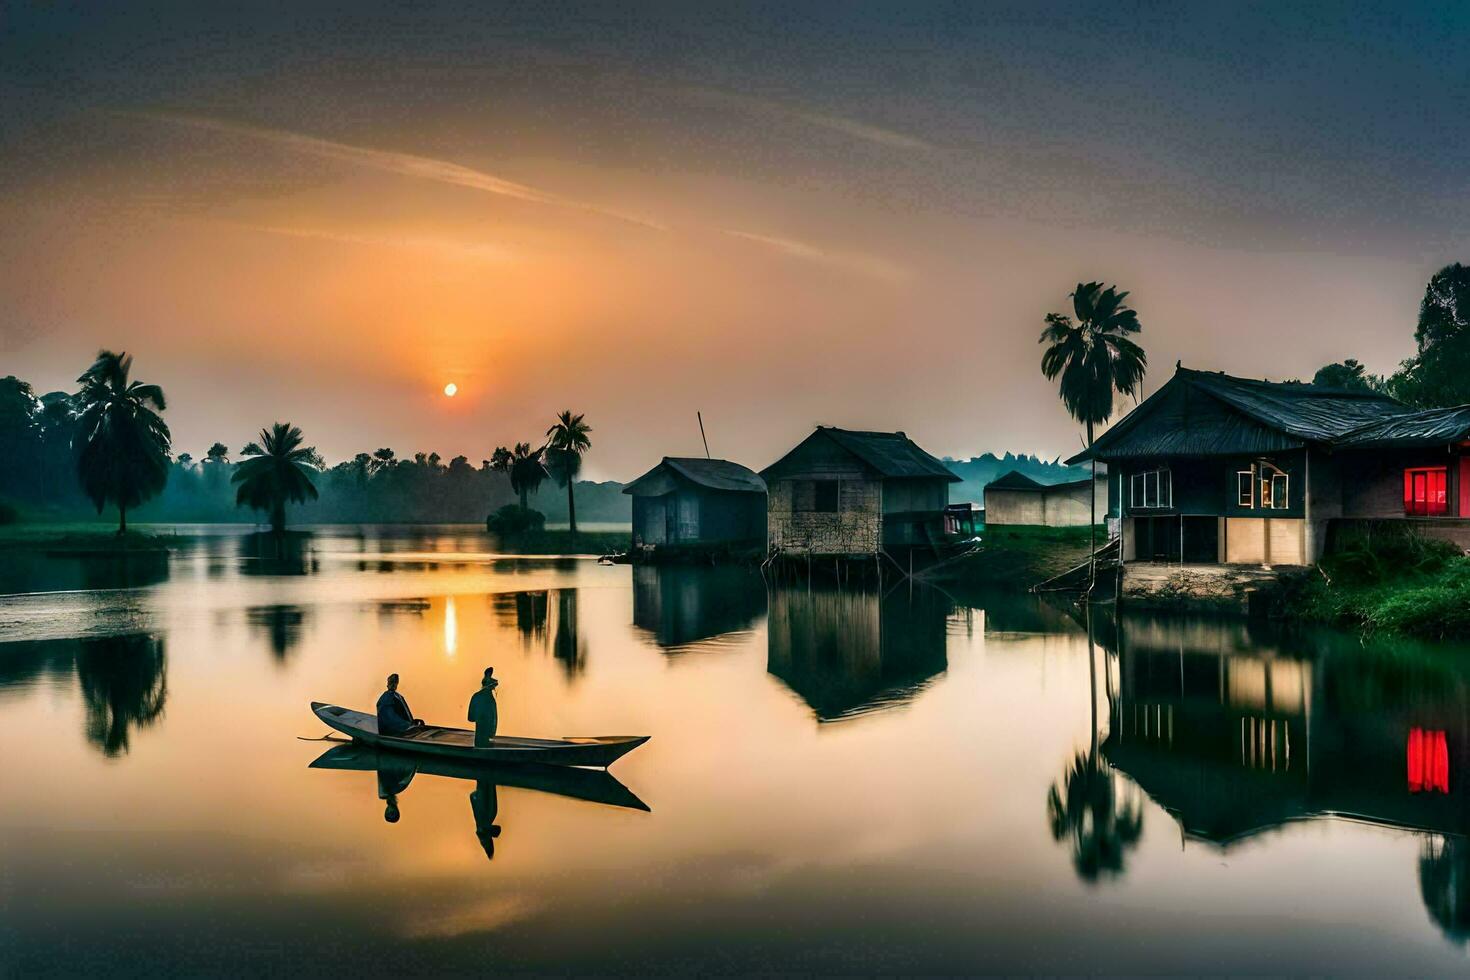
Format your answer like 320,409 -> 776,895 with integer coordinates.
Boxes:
632,566 -> 765,652
310,743 -> 649,861
766,584 -> 950,722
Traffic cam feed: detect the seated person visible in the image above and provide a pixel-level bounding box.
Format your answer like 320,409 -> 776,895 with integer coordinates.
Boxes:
376,672 -> 422,736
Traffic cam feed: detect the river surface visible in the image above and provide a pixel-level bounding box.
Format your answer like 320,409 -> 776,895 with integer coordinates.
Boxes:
3,525 -> 1470,974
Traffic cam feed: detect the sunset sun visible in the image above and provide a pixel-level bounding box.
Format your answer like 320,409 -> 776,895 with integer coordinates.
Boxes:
443,382 -> 458,397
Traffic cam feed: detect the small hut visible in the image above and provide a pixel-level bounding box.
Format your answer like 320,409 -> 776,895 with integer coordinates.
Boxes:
983,469 -> 1109,527
761,426 -> 959,558
622,457 -> 767,554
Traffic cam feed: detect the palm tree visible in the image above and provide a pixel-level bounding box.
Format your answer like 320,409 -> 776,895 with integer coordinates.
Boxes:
204,442 -> 230,464
546,411 -> 592,533
1039,282 -> 1147,585
231,422 -> 320,534
491,442 -> 548,510
73,350 -> 172,535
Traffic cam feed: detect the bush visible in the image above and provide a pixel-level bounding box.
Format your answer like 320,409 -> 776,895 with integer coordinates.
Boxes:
486,504 -> 545,536
1321,523 -> 1460,586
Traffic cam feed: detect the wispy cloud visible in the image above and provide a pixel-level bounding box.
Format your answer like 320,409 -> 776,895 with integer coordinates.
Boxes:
681,87 -> 934,153
236,224 -> 516,263
133,111 -> 667,231
721,228 -> 910,283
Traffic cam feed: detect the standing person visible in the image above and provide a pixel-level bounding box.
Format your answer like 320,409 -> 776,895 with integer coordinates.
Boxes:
468,667 -> 500,747
376,673 -> 421,736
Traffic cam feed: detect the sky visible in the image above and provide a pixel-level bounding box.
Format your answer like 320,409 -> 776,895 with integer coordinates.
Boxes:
4,1 -> 1470,480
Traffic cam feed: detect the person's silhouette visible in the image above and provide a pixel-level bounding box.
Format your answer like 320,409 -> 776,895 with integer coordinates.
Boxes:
376,672 -> 422,735
468,666 -> 500,747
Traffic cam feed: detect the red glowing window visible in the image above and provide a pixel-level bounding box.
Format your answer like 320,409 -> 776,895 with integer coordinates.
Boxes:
1408,727 -> 1450,794
1404,467 -> 1448,517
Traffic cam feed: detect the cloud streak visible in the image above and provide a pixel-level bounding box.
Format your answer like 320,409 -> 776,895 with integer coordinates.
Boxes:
237,224 -> 516,263
134,111 -> 667,231
721,229 -> 909,283
682,87 -> 934,152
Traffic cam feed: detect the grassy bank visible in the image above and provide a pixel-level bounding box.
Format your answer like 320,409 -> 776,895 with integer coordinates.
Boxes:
1285,527 -> 1470,640
490,529 -> 629,555
0,522 -> 178,554
933,524 -> 1102,590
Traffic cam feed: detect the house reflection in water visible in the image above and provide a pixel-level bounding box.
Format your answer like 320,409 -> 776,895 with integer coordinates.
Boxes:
631,566 -> 766,653
766,585 -> 949,722
1099,614 -> 1470,941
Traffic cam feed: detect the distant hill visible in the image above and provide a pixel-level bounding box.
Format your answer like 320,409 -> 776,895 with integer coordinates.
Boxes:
941,452 -> 1091,507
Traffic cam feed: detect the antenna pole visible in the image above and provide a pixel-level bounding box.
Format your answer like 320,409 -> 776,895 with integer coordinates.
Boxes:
697,412 -> 711,458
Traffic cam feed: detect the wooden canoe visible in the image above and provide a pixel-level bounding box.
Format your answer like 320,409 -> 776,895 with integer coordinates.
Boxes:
311,702 -> 650,769
308,743 -> 650,811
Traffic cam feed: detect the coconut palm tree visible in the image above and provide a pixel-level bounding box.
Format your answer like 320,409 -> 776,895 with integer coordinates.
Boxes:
1039,282 -> 1147,584
546,410 -> 592,533
231,422 -> 320,534
73,350 -> 172,535
491,442 -> 548,510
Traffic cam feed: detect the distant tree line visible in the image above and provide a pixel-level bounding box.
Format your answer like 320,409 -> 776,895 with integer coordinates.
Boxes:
0,354 -> 628,528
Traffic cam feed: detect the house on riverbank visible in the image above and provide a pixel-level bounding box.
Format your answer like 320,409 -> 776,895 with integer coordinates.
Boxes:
983,469 -> 1109,527
623,457 -> 766,556
762,427 -> 959,559
1070,364 -> 1470,569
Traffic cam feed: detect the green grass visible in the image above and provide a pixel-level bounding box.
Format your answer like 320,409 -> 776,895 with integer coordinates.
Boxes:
1285,525 -> 1470,640
0,522 -> 178,553
935,523 -> 1105,590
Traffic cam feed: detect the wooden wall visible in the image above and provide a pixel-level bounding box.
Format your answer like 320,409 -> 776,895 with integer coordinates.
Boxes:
767,476 -> 882,555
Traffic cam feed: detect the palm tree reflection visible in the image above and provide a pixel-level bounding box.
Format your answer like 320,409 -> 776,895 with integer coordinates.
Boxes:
1047,748 -> 1144,882
1047,606 -> 1143,882
74,634 -> 167,758
1420,835 -> 1470,945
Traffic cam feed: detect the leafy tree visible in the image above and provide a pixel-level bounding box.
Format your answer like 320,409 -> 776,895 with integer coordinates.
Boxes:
231,422 -> 320,534
546,410 -> 592,533
176,452 -> 194,468
371,447 -> 396,473
204,442 -> 230,464
1039,283 -> 1147,581
73,351 -> 171,534
491,442 -> 548,510
1312,358 -> 1374,391
1416,263 -> 1470,350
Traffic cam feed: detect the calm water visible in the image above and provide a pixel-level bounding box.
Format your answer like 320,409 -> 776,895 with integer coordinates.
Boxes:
3,526 -> 1470,974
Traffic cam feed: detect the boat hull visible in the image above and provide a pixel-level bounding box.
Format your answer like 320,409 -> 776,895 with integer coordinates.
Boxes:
311,702 -> 649,769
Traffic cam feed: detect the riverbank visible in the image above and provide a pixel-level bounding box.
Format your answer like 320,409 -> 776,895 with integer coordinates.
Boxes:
1281,529 -> 1470,640
0,522 -> 630,557
932,525 -> 1100,590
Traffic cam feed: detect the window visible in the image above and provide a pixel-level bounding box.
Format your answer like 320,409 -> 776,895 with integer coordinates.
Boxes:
1270,473 -> 1289,510
1129,468 -> 1172,509
813,480 -> 839,513
1404,467 -> 1448,516
1237,470 -> 1254,508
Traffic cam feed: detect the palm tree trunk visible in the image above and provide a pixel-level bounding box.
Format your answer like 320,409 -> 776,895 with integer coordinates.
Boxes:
1087,419 -> 1096,596
519,487 -> 528,510
567,480 -> 577,535
271,499 -> 286,535
117,503 -> 127,536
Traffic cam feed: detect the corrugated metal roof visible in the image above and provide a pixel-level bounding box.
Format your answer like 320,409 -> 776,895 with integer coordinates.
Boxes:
819,427 -> 961,481
1333,405 -> 1470,450
1070,366 -> 1411,463
623,457 -> 766,494
1184,370 -> 1405,442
